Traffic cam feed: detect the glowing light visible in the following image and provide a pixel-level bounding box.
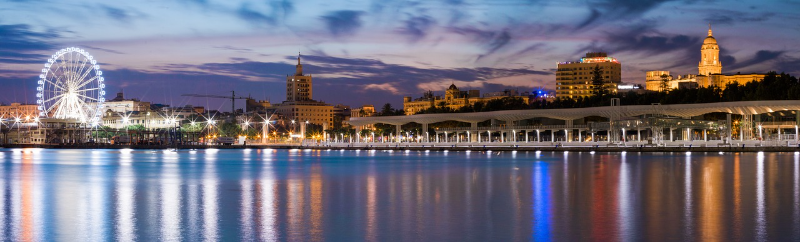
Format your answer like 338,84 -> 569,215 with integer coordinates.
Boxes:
38,47 -> 105,121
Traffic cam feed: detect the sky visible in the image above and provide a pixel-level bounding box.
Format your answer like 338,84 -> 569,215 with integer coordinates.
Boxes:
2,0 -> 800,111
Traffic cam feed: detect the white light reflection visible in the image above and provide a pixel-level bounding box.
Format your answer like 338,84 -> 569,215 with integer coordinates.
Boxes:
203,151 -> 219,241
756,152 -> 766,241
618,151 -> 632,240
161,155 -> 181,241
240,179 -> 254,241
0,162 -> 4,240
794,152 -> 800,239
683,153 -> 693,240
260,176 -> 278,241
115,157 -> 136,241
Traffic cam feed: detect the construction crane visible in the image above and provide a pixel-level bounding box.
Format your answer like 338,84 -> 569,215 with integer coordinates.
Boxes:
182,91 -> 249,114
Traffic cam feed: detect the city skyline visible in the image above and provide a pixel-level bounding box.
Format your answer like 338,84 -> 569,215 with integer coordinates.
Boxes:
2,0 -> 800,111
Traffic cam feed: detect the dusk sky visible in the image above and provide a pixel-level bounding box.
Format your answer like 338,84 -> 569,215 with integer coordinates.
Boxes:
2,0 -> 800,111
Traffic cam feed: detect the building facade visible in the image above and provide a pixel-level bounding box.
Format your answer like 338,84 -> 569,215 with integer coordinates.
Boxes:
272,54 -> 333,130
698,27 -> 722,76
0,103 -> 38,119
286,54 -> 313,102
89,91 -> 151,116
403,84 -> 531,115
555,52 -> 622,99
645,26 -> 766,92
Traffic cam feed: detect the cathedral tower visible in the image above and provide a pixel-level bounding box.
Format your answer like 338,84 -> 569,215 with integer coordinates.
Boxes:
698,25 -> 722,76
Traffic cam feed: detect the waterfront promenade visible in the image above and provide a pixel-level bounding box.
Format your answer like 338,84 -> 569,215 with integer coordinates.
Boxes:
4,139 -> 799,152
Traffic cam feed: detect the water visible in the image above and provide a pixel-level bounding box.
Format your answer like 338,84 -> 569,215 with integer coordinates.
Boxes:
1,148 -> 799,241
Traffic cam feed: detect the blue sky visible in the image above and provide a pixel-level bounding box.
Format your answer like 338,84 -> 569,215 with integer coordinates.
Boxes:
2,0 -> 799,110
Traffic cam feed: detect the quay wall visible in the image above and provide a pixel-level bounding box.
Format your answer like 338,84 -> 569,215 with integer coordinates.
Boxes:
2,143 -> 800,153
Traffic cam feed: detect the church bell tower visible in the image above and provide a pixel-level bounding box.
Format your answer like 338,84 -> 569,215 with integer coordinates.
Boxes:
698,25 -> 722,76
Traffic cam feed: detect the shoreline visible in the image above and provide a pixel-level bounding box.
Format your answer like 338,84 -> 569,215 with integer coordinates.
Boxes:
2,143 -> 799,153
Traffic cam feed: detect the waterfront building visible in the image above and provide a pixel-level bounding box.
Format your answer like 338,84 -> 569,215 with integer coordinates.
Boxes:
351,105 -> 376,118
0,103 -> 38,119
270,54 -> 333,134
645,26 -> 766,91
349,105 -> 376,130
350,100 -> 800,145
555,52 -> 622,99
403,84 -> 531,115
245,98 -> 271,112
90,91 -> 151,115
286,54 -> 312,102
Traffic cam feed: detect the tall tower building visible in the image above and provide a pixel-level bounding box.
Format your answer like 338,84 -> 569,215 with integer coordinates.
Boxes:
698,25 -> 722,76
286,54 -> 313,101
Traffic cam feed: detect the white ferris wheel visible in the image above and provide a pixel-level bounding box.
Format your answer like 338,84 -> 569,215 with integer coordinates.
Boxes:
37,47 -> 106,124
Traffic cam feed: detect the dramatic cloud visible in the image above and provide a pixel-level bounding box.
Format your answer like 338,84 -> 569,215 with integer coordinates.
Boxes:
577,0 -> 677,29
449,27 -> 513,61
397,14 -> 436,42
237,4 -> 276,26
320,10 -> 364,37
592,22 -> 700,56
704,12 -> 769,25
727,50 -> 785,72
0,24 -> 58,64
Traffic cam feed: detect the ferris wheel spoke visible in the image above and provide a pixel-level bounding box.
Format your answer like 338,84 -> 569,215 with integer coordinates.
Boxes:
78,87 -> 100,92
46,96 -> 66,114
75,59 -> 93,85
43,93 -> 66,103
75,75 -> 99,89
43,79 -> 67,91
76,93 -> 99,101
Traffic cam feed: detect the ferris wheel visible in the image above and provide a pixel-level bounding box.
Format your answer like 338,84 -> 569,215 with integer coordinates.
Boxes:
37,47 -> 106,123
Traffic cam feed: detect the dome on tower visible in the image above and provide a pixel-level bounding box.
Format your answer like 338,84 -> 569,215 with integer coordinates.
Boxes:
448,83 -> 458,90
703,36 -> 717,44
703,25 -> 717,44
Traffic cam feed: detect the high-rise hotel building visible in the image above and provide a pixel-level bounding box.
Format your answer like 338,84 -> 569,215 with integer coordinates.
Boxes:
555,52 -> 622,99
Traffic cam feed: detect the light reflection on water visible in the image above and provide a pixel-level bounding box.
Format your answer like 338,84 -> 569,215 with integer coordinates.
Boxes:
1,148 -> 800,241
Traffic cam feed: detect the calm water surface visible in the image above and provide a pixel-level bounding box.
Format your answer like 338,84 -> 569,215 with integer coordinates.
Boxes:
1,148 -> 800,241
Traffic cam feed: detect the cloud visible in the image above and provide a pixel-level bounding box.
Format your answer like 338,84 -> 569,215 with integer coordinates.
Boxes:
0,24 -> 58,64
237,4 -> 276,26
449,27 -> 513,61
364,83 -> 400,94
320,10 -> 364,37
81,46 -> 125,55
576,0 -> 678,29
101,5 -> 135,23
727,50 -> 784,71
106,54 -> 553,108
397,14 -> 436,42
577,20 -> 701,70
704,12 -> 770,25
597,22 -> 700,56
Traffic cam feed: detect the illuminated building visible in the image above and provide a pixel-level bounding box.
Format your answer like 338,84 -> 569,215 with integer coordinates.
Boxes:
555,52 -> 622,99
349,105 -> 377,130
272,54 -> 333,132
0,103 -> 38,119
644,71 -> 672,92
698,26 -> 722,76
402,84 -> 531,115
645,26 -> 766,92
90,91 -> 151,115
286,54 -> 312,102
